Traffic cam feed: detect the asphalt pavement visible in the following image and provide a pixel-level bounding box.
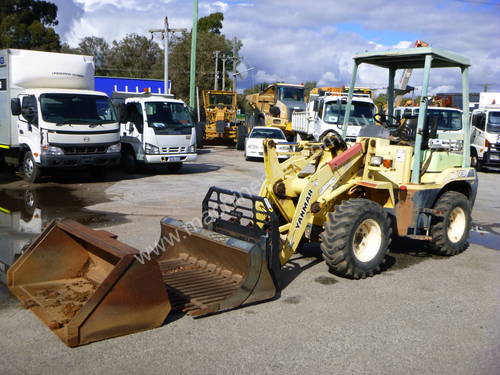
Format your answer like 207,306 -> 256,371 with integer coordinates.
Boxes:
0,147 -> 498,375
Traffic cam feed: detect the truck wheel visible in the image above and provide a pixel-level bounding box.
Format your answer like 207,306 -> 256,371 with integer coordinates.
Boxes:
22,152 -> 42,183
121,147 -> 136,173
320,199 -> 391,279
236,124 -> 246,150
430,191 -> 471,256
196,122 -> 205,148
470,151 -> 482,171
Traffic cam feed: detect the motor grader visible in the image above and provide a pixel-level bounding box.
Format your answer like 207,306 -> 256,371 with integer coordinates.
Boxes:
7,47 -> 477,347
198,89 -> 246,150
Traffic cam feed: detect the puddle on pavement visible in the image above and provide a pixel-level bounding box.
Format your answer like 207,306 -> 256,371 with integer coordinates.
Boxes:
0,186 -> 127,285
469,225 -> 500,251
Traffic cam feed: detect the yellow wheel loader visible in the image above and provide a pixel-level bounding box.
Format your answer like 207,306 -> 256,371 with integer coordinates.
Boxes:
8,47 -> 477,346
198,90 -> 247,150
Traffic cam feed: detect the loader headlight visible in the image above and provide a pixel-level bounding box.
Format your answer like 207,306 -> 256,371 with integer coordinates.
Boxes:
369,156 -> 383,166
42,145 -> 64,156
145,143 -> 160,154
106,143 -> 121,153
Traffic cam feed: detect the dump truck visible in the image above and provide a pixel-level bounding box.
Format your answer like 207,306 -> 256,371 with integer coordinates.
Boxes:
8,46 -> 477,347
0,49 -> 121,182
246,83 -> 306,137
198,89 -> 246,150
292,87 -> 376,142
112,90 -> 197,173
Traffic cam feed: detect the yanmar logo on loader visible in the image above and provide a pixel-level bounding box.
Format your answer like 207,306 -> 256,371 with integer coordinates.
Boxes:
295,189 -> 313,229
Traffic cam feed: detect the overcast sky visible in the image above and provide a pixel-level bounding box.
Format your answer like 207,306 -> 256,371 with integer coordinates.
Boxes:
51,0 -> 500,94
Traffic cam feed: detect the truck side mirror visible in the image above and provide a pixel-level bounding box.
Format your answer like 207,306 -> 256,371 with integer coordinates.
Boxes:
23,107 -> 38,126
117,103 -> 127,123
313,100 -> 319,112
11,98 -> 21,116
128,123 -> 134,133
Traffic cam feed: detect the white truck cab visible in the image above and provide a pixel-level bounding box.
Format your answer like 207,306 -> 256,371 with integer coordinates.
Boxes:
0,49 -> 121,182
470,92 -> 500,170
292,91 -> 376,142
114,92 -> 197,172
394,106 -> 463,135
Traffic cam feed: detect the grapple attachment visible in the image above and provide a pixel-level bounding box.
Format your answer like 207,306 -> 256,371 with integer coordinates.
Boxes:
7,220 -> 171,347
156,187 -> 280,316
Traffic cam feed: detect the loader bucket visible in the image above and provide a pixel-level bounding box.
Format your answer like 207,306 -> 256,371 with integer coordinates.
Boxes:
7,219 -> 171,347
154,187 -> 281,317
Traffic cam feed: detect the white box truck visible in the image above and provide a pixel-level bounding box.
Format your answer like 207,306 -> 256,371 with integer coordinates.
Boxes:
292,88 -> 376,142
0,49 -> 121,182
470,92 -> 500,170
112,90 -> 197,172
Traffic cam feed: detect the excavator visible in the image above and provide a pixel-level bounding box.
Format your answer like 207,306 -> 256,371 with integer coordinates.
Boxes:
8,46 -> 477,347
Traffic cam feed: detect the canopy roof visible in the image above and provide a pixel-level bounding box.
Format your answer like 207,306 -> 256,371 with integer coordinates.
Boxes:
353,47 -> 470,69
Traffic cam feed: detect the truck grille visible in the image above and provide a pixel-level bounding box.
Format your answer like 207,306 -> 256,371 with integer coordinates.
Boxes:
62,146 -> 107,155
161,146 -> 187,153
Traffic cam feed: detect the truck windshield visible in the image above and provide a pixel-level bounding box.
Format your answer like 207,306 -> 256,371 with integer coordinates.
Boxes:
278,86 -> 304,102
323,101 -> 375,126
40,94 -> 117,124
208,94 -> 233,106
145,102 -> 193,130
426,109 -> 462,130
487,111 -> 500,133
250,128 -> 285,139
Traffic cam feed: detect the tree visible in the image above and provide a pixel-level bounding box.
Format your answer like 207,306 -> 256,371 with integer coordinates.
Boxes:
76,37 -> 110,75
374,94 -> 387,112
105,34 -> 162,78
0,0 -> 61,51
168,13 -> 240,102
303,80 -> 317,99
198,12 -> 224,34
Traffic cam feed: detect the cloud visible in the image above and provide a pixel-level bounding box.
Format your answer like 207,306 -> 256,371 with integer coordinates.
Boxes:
52,0 -> 500,93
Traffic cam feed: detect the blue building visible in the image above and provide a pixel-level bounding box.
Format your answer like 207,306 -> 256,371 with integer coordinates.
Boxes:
94,76 -> 171,96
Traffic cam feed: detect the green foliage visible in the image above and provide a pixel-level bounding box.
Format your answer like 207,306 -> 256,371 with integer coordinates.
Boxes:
303,80 -> 317,98
197,12 -> 224,34
374,94 -> 387,111
0,0 -> 60,51
105,33 -> 162,78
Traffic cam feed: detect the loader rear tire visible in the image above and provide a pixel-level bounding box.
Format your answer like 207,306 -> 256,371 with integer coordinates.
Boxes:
429,191 -> 470,256
320,199 -> 391,279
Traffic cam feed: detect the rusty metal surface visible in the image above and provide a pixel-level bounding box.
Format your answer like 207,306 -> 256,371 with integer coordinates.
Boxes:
7,219 -> 171,347
156,218 -> 276,317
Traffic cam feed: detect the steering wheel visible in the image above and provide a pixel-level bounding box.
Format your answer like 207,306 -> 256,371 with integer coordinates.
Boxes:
321,130 -> 347,151
373,113 -> 400,128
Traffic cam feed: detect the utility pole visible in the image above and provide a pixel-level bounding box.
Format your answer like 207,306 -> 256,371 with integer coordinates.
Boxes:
213,50 -> 220,90
189,0 -> 198,108
221,54 -> 227,90
149,17 -> 186,95
231,37 -> 238,92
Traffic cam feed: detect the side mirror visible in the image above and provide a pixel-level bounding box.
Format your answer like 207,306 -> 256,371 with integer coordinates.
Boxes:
11,98 -> 21,116
313,100 -> 319,112
117,103 -> 127,123
128,124 -> 134,133
23,107 -> 38,125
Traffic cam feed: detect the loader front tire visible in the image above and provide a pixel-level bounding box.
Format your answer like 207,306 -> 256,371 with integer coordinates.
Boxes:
429,191 -> 470,256
320,199 -> 391,279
